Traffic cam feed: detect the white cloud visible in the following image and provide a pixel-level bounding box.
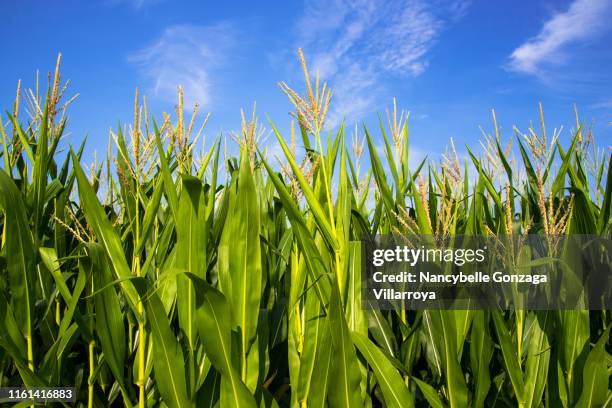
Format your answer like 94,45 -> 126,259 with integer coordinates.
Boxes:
294,0 -> 470,126
129,23 -> 235,108
508,0 -> 611,75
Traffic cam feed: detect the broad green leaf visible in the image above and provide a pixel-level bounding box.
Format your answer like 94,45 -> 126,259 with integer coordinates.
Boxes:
352,331 -> 414,408
72,151 -> 143,322
575,326 -> 611,408
470,311 -> 492,408
364,126 -> 395,217
412,377 -> 445,408
523,312 -> 551,408
492,311 -> 524,403
346,242 -> 367,335
175,175 -> 206,349
88,243 -> 132,404
269,122 -> 338,251
0,170 -> 35,340
188,274 -> 257,408
134,175 -> 164,256
327,281 -> 363,407
146,292 -> 192,408
218,148 -> 262,391
259,152 -> 331,302
429,310 -> 468,408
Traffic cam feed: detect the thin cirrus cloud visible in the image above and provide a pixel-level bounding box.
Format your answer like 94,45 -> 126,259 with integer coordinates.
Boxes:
294,0 -> 471,127
508,0 -> 611,75
128,23 -> 234,109
105,0 -> 163,10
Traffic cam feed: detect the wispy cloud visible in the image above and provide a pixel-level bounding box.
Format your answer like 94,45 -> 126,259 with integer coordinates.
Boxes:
589,99 -> 612,109
105,0 -> 163,10
129,23 -> 235,108
508,0 -> 611,75
294,0 -> 470,126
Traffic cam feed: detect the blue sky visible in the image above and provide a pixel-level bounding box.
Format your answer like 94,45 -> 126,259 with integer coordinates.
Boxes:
1,0 -> 611,164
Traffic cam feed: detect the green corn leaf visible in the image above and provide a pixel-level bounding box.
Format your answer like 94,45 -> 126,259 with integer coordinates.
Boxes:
302,303 -> 332,408
146,291 -> 193,408
30,99 -> 49,239
259,151 -> 331,302
114,127 -> 138,239
134,175 -> 164,256
176,175 -> 206,354
364,125 -> 395,217
522,312 -> 551,408
0,169 -> 35,341
269,122 -> 338,252
470,311 -> 492,408
409,178 -> 433,235
575,326 -> 611,408
153,123 -> 179,217
466,147 -> 502,210
0,116 -> 11,170
377,114 -> 400,193
492,311 -> 524,403
88,243 -> 132,404
557,310 -> 589,403
72,151 -> 143,322
187,273 -> 257,408
516,137 -> 540,194
346,242 -> 367,335
335,138 -> 352,300
352,331 -> 414,408
412,377 -> 445,408
598,155 -> 611,234
218,148 -> 262,391
551,133 -> 579,196
367,307 -> 398,357
429,310 -> 468,408
0,293 -> 26,361
8,114 -> 34,162
327,280 -> 362,408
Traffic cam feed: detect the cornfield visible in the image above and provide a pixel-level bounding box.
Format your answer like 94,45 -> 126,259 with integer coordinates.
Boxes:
0,52 -> 610,407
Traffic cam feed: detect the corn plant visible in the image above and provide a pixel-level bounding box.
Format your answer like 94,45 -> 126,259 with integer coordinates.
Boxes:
0,52 -> 610,407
